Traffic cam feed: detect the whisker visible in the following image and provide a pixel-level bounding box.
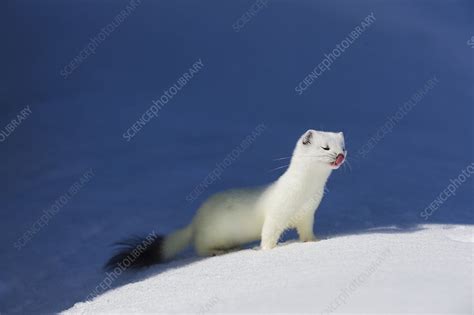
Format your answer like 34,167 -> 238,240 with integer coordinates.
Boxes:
267,164 -> 290,172
273,156 -> 292,161
345,159 -> 353,172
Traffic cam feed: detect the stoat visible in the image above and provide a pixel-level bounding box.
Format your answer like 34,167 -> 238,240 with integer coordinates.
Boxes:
106,129 -> 346,269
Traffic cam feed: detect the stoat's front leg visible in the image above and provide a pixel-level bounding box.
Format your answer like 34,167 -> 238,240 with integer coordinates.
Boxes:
295,210 -> 317,242
260,217 -> 283,250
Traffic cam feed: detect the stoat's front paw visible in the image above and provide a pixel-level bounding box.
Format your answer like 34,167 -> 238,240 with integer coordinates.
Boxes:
260,242 -> 277,250
302,235 -> 319,242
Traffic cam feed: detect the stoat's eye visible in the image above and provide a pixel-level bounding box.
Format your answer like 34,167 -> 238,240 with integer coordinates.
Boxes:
321,145 -> 330,150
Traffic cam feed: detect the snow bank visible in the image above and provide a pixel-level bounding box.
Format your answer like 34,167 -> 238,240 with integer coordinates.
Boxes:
65,225 -> 473,314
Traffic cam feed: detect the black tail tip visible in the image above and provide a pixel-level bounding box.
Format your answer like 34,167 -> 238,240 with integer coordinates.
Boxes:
104,233 -> 165,271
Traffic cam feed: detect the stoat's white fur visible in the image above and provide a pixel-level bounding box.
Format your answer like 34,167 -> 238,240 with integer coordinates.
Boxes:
162,129 -> 346,259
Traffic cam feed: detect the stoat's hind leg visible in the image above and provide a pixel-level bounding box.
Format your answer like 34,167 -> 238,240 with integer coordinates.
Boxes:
209,248 -> 233,256
209,249 -> 227,256
195,242 -> 213,257
197,245 -> 241,257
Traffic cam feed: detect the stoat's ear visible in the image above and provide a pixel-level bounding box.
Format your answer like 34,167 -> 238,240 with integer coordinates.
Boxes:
302,130 -> 313,145
338,131 -> 344,139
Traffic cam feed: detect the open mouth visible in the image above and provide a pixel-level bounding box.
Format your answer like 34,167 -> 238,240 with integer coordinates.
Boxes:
330,154 -> 345,167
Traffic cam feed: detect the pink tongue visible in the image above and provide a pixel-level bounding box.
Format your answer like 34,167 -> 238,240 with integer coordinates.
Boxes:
335,154 -> 345,166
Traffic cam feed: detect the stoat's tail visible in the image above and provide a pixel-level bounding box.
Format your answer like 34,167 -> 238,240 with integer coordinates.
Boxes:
104,224 -> 193,270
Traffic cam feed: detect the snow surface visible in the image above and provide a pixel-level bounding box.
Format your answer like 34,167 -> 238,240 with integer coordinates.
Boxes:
1,0 -> 473,314
65,225 -> 473,314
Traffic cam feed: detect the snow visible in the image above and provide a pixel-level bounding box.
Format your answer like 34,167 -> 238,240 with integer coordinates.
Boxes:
65,225 -> 473,314
1,0 -> 473,314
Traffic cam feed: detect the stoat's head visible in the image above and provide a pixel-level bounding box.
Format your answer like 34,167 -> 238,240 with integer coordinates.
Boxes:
294,129 -> 347,170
